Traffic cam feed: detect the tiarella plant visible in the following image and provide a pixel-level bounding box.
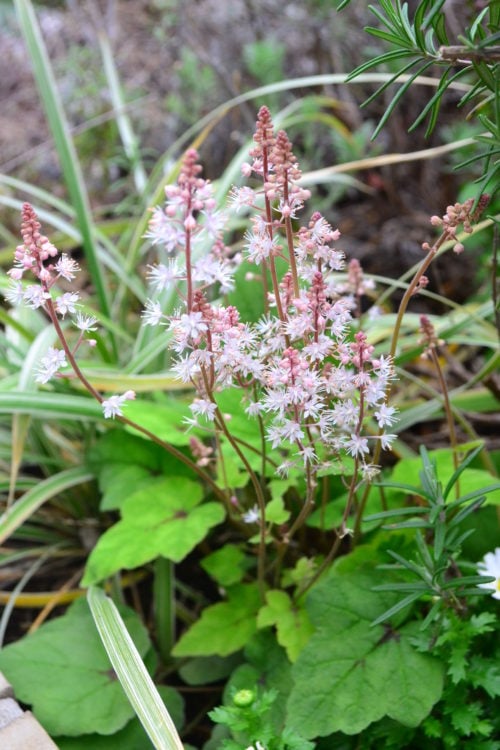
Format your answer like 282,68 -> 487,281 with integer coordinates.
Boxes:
2,102 -> 499,750
6,109 -> 404,589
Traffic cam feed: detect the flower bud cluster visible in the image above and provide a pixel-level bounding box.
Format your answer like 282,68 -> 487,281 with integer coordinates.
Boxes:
5,205 -> 92,383
5,204 -> 134,414
430,194 -> 489,254
143,148 -> 236,317
418,314 -> 444,357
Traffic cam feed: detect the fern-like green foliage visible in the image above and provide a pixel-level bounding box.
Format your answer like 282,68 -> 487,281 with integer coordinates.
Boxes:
339,0 -> 500,198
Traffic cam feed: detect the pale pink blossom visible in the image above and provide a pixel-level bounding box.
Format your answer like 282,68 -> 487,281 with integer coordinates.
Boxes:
242,505 -> 260,524
189,398 -> 217,421
345,434 -> 370,458
55,292 -> 79,317
102,390 -> 136,419
35,347 -> 67,384
54,254 -> 79,281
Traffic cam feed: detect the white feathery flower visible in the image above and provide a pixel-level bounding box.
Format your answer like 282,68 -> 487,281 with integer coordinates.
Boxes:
374,403 -> 398,428
175,311 -> 207,340
74,313 -> 98,332
102,390 -> 136,419
244,228 -> 279,264
144,206 -> 184,251
23,284 -> 50,309
54,254 -> 79,281
142,299 -> 164,327
477,548 -> 500,600
345,434 -> 370,458
4,282 -> 24,306
200,209 -> 226,238
189,398 -> 217,421
147,261 -> 181,292
378,433 -> 396,450
35,347 -> 67,384
172,353 -> 201,382
55,292 -> 79,317
229,185 -> 256,212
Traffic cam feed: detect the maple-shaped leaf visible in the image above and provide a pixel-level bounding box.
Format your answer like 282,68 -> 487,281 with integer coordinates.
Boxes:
0,598 -> 151,737
286,568 -> 444,738
265,497 -> 290,525
201,544 -> 249,587
173,584 -> 261,657
82,477 -> 225,585
257,590 -> 313,662
123,399 -> 198,446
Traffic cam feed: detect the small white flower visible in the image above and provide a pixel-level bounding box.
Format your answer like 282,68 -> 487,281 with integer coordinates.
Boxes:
102,390 -> 136,419
176,311 -> 207,340
361,463 -> 381,481
171,353 -> 200,382
74,313 -> 98,332
189,398 -> 217,421
23,284 -> 50,309
4,282 -> 24,306
144,206 -> 185,251
146,261 -> 181,292
374,403 -> 398,428
142,299 -> 164,327
229,185 -> 255,212
55,292 -> 79,317
35,347 -> 67,384
378,433 -> 397,450
345,434 -> 370,458
477,548 -> 500,600
54,254 -> 79,281
242,505 -> 260,524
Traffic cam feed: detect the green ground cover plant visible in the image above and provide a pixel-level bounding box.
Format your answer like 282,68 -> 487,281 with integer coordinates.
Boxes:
0,1 -> 499,749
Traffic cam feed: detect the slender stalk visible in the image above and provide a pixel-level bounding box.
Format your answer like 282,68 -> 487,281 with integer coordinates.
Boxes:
283,181 -> 300,298
353,230 -> 449,539
211,403 -> 268,599
45,299 -> 228,504
296,457 -> 361,603
153,558 -> 175,664
428,346 -> 460,498
262,146 -> 287,325
185,225 -> 194,314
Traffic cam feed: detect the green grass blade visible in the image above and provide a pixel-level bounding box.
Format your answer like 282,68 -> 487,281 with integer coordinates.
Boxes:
0,553 -> 48,646
13,0 -> 112,325
370,591 -> 424,627
87,587 -> 184,750
0,391 -> 102,420
0,466 -> 94,545
98,31 -> 148,195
